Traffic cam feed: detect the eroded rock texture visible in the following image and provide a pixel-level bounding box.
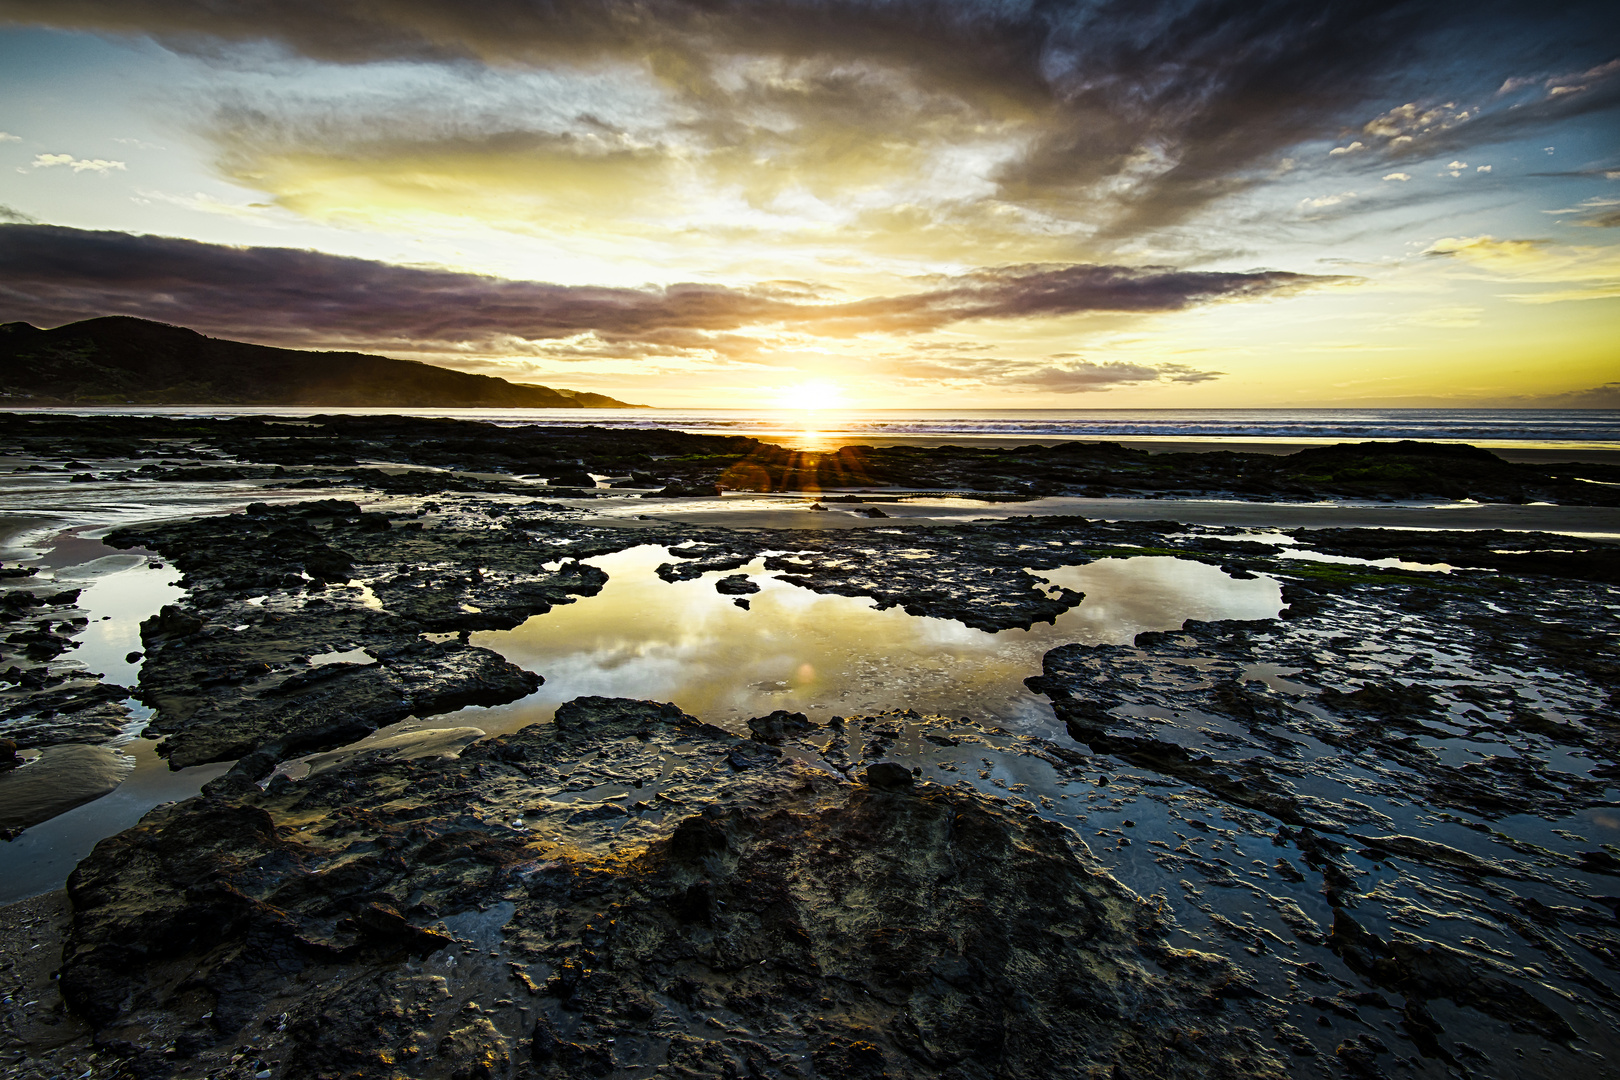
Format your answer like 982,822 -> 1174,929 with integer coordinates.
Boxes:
62,698 -> 1283,1080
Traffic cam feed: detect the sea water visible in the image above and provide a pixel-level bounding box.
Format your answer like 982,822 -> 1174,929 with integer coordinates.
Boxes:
18,405 -> 1620,454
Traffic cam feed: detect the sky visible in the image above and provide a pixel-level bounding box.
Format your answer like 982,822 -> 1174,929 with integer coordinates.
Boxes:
0,1 -> 1616,409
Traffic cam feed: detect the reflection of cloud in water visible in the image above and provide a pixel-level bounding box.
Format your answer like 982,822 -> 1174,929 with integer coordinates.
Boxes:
59,555 -> 185,686
469,546 -> 1282,739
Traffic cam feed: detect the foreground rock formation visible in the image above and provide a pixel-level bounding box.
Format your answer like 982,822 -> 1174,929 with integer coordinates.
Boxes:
62,697 -> 1282,1080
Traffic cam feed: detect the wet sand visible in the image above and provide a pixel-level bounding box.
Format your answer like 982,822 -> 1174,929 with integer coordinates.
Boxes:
0,890 -> 104,1078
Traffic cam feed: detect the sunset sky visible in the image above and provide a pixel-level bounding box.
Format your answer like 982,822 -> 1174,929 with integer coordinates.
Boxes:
0,2 -> 1616,408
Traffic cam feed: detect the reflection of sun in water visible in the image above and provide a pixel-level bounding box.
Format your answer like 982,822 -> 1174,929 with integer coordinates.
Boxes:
772,380 -> 848,411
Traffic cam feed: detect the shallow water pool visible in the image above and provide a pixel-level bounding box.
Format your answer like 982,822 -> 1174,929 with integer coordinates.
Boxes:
451,545 -> 1285,739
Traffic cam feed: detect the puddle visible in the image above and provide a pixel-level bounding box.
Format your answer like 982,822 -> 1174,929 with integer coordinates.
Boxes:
57,552 -> 185,685
308,646 -> 378,667
0,733 -> 232,904
1275,548 -> 1456,573
0,529 -> 197,901
460,546 -> 1283,740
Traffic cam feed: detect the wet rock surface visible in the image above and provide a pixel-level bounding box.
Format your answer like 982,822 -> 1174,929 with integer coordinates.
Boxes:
0,579 -> 132,752
61,697 -> 1286,1080
1296,527 -> 1620,583
3,412 -> 1617,504
1,419 -> 1618,1077
103,500 -> 624,769
0,890 -> 108,1078
52,491 -> 1620,784
1026,562 -> 1620,1073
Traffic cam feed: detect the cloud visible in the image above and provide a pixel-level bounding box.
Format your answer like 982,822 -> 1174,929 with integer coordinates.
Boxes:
132,189 -> 278,221
1423,234 -> 1620,302
0,204 -> 35,224
1545,196 -> 1620,228
1382,172 -> 1410,181
7,0 -> 1615,248
30,153 -> 126,173
0,224 -> 1337,357
1396,304 -> 1482,328
0,132 -> 18,143
876,352 -> 1222,393
1352,55 -> 1620,163
1502,382 -> 1620,408
1300,191 -> 1356,210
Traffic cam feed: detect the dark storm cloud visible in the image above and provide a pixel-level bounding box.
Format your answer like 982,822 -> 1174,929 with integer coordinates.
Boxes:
4,1 -> 1616,234
0,225 -> 1331,352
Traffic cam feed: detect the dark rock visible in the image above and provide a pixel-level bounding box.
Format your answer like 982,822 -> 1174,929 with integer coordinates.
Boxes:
746,709 -> 814,744
714,573 -> 760,595
656,481 -> 722,497
862,760 -> 914,789
1326,907 -> 1576,1042
139,604 -> 203,642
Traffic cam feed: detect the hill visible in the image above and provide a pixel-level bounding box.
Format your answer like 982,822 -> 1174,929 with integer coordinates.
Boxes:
0,316 -> 645,408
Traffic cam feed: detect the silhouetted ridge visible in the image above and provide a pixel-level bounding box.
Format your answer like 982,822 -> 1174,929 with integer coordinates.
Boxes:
0,316 -> 644,408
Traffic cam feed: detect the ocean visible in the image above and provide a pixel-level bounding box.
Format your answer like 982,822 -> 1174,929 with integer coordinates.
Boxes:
28,406 -> 1620,453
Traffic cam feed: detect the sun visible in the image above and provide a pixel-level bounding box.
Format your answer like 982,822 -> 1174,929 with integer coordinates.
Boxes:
772,380 -> 849,411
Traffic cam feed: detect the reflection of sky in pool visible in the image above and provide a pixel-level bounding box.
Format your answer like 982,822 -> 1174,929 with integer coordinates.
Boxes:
0,540 -> 212,904
60,554 -> 185,687
462,545 -> 1284,739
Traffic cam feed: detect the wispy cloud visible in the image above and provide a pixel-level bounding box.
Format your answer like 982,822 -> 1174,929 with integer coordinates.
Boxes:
30,153 -> 125,173
883,354 -> 1223,393
132,189 -> 278,221
1423,234 -> 1620,302
1545,196 -> 1620,228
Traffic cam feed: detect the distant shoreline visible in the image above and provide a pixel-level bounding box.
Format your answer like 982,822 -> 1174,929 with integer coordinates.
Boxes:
743,432 -> 1620,465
